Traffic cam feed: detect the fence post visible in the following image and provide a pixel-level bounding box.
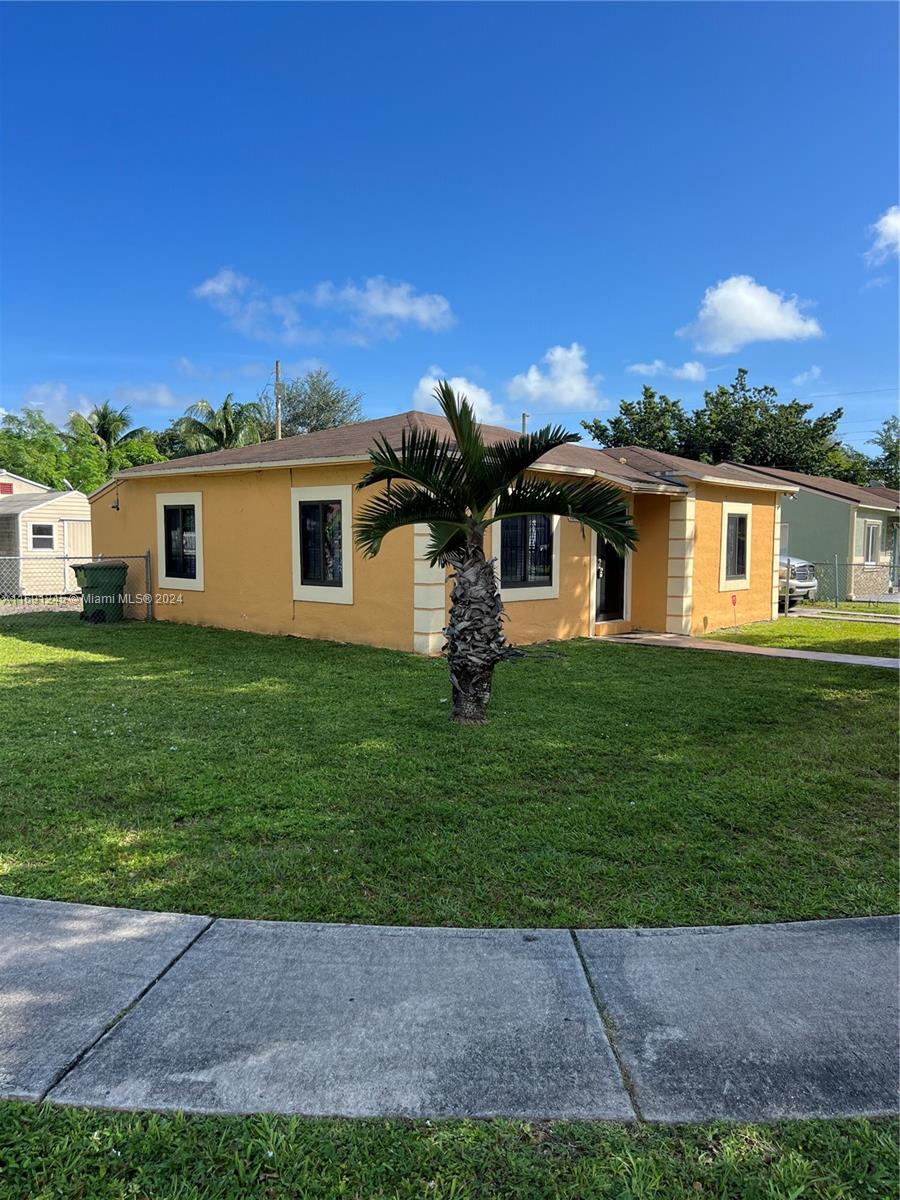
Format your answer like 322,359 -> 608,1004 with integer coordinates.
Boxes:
144,550 -> 153,622
834,554 -> 839,611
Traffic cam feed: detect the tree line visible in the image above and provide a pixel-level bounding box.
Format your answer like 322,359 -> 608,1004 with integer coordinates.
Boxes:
1,365 -> 896,494
0,369 -> 363,493
582,369 -> 898,489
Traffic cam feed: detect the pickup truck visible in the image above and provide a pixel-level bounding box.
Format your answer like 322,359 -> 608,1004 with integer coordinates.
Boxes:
779,555 -> 818,606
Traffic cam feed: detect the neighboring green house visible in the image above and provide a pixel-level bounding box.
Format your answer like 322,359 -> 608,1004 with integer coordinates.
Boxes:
737,466 -> 900,600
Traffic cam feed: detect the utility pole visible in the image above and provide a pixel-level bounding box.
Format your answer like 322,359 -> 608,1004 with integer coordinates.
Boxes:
274,360 -> 282,440
521,411 -> 529,435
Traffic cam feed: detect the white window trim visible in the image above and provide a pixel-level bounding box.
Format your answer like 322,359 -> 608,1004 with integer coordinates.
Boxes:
719,501 -> 752,592
156,491 -> 204,591
863,520 -> 881,566
291,484 -> 354,605
28,521 -> 55,552
497,514 -> 561,603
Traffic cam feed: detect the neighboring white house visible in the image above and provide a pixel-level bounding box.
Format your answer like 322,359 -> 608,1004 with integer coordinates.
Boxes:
0,470 -> 92,597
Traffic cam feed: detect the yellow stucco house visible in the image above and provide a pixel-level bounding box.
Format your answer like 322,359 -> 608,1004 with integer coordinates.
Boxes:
90,411 -> 795,653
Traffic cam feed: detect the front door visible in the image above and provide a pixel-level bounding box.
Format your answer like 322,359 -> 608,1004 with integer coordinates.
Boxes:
596,539 -> 625,621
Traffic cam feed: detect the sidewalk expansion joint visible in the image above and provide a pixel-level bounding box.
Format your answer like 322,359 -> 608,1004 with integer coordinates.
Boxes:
569,929 -> 644,1122
41,915 -> 218,1102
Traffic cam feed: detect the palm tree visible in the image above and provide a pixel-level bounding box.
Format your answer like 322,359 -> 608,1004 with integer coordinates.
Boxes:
69,402 -> 147,452
177,394 -> 261,453
355,382 -> 638,724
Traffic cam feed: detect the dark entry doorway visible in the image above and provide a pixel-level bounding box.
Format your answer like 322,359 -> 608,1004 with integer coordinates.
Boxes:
596,540 -> 625,621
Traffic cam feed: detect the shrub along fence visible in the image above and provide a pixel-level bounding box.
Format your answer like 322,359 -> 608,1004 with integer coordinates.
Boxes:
0,553 -> 153,627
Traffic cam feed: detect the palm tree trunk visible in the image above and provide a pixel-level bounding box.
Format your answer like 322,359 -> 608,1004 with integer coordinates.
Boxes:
445,536 -> 508,724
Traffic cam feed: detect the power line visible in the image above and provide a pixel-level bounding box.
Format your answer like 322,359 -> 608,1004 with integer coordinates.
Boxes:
528,390 -> 898,418
526,407 -> 897,424
256,366 -> 275,397
835,424 -> 889,432
836,416 -> 892,425
808,387 -> 898,399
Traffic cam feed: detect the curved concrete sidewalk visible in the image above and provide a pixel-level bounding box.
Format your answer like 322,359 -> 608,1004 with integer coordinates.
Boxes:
607,631 -> 899,669
1,895 -> 897,1123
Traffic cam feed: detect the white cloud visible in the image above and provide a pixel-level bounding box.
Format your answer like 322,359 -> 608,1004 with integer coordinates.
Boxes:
175,356 -> 205,378
175,356 -> 268,381
791,365 -> 822,386
413,367 -> 507,425
192,268 -> 455,345
672,361 -> 706,382
114,383 -> 183,410
192,267 -> 250,303
13,379 -> 194,429
312,277 -> 455,335
865,205 -> 900,266
626,359 -> 706,382
861,274 -> 890,292
21,382 -> 92,425
507,343 -> 603,410
626,359 -> 667,377
280,357 -> 327,378
678,275 -> 823,354
191,269 -> 319,345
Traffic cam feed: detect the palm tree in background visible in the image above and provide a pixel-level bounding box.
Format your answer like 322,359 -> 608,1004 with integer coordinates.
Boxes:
355,382 -> 637,724
69,402 -> 148,452
177,394 -> 261,453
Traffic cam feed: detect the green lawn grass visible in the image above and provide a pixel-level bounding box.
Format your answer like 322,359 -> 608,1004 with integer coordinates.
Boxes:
1,619 -> 896,928
1,1103 -> 896,1200
709,617 -> 900,660
814,601 -> 900,616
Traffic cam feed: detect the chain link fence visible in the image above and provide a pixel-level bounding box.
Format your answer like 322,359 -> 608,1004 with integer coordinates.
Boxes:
782,557 -> 899,612
0,553 -> 153,629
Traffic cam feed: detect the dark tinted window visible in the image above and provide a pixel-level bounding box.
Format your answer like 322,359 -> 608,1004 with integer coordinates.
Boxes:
300,501 -> 342,585
164,505 -> 196,579
31,523 -> 54,550
725,513 -> 747,579
501,515 -> 552,586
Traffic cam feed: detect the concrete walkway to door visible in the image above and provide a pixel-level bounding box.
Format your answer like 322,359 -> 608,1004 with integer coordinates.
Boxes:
1,895 -> 897,1123
605,631 -> 899,669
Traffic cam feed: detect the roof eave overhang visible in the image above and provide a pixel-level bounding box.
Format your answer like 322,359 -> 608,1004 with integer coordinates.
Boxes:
782,484 -> 896,510
674,471 -> 799,493
89,480 -> 119,501
0,470 -> 52,490
0,492 -> 72,516
848,499 -> 898,514
97,453 -> 374,490
530,461 -> 683,492
99,454 -> 685,495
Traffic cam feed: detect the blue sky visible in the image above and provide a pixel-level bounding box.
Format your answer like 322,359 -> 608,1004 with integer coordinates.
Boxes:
1,1 -> 897,450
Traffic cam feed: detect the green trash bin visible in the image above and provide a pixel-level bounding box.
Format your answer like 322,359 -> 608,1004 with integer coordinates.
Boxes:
74,560 -> 129,624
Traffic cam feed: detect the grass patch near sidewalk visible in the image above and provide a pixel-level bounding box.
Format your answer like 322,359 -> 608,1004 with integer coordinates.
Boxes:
1,1103 -> 897,1200
709,617 -> 899,660
816,601 -> 900,616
